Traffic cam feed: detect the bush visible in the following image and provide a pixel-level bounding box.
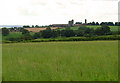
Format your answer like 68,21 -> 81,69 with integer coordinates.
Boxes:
60,29 -> 75,37
2,28 -> 9,36
21,29 -> 29,35
21,33 -> 33,41
33,32 -> 41,39
51,30 -> 59,38
6,37 -> 22,42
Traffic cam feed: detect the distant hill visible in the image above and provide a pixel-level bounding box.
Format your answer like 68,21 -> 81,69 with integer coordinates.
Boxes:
0,25 -> 23,28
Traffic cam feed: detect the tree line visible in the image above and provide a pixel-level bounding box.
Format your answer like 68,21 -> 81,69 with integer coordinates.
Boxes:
1,25 -> 120,42
33,25 -> 118,39
79,22 -> 120,26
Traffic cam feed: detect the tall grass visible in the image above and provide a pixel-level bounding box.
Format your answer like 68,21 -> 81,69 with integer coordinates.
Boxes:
2,41 -> 118,81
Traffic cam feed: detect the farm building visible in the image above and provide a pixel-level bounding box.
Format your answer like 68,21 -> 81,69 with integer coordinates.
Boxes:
50,24 -> 68,27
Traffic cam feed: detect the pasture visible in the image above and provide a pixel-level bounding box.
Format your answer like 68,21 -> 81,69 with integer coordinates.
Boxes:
2,32 -> 22,40
2,41 -> 118,81
2,32 -> 34,41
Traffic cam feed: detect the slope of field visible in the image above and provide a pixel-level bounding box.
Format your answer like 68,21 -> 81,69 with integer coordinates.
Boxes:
25,27 -> 63,33
2,32 -> 35,41
58,26 -> 118,31
2,41 -> 118,81
2,32 -> 22,40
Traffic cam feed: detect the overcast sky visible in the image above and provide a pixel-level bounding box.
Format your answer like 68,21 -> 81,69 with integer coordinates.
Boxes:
0,0 -> 119,25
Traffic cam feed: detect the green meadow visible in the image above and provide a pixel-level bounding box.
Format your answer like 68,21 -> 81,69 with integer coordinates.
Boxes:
2,32 -> 22,40
2,32 -> 34,41
2,41 -> 118,81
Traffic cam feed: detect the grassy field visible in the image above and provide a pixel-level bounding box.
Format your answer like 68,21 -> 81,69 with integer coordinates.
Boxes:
58,26 -> 119,31
2,41 -> 118,81
2,32 -> 22,40
2,32 -> 35,41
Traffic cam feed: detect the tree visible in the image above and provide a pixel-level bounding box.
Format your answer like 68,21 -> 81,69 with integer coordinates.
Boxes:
96,22 -> 99,25
78,25 -> 87,31
91,21 -> 95,25
61,28 -> 75,37
18,27 -> 24,32
35,25 -> 39,28
33,32 -> 41,39
101,25 -> 111,35
2,28 -> 9,36
46,27 -> 51,31
108,22 -> 114,26
95,25 -> 111,35
21,29 -> 29,35
76,30 -> 85,36
95,28 -> 103,35
85,28 -> 94,35
21,33 -> 32,40
23,25 -> 30,28
32,25 -> 34,28
115,22 -> 120,26
100,22 -> 106,25
51,30 -> 59,38
41,30 -> 52,38
75,22 -> 82,24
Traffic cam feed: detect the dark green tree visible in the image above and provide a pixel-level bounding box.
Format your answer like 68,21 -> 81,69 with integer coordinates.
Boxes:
23,25 -> 30,28
2,28 -> 9,36
95,25 -> 111,35
21,29 -> 29,35
78,25 -> 87,31
32,25 -> 34,28
21,33 -> 32,40
46,27 -> 51,31
51,30 -> 59,38
95,28 -> 103,35
61,28 -> 75,37
33,32 -> 41,39
96,22 -> 99,25
76,30 -> 85,36
91,21 -> 95,25
101,25 -> 111,35
35,25 -> 39,28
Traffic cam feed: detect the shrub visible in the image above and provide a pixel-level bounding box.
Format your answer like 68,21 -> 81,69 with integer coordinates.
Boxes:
2,28 -> 9,36
21,33 -> 33,41
33,32 -> 41,39
21,29 -> 29,35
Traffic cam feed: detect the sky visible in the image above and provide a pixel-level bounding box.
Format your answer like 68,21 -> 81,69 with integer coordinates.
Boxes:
0,0 -> 119,25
